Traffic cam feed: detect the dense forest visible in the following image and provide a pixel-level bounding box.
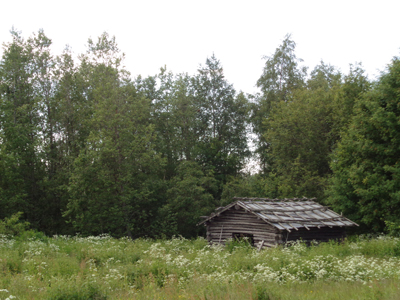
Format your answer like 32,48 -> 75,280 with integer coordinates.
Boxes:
0,29 -> 399,238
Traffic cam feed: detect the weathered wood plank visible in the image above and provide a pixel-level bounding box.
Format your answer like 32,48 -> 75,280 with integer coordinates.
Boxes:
208,220 -> 275,227
208,230 -> 277,237
208,225 -> 277,231
211,224 -> 274,231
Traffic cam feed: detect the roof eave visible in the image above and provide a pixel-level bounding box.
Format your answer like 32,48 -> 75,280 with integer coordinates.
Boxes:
196,200 -> 245,226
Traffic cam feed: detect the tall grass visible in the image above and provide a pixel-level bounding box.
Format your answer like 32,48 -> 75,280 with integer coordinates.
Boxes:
1,234 -> 400,299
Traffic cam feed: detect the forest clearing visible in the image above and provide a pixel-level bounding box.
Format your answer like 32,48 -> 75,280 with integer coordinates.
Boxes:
2,2 -> 400,298
2,27 -> 400,300
1,29 -> 400,240
1,234 -> 400,299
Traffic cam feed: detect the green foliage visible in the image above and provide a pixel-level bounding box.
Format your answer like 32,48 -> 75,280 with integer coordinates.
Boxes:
47,282 -> 107,300
253,34 -> 307,170
65,34 -> 164,238
162,161 -> 217,237
0,29 -> 88,234
328,56 -> 400,232
0,212 -> 30,236
225,237 -> 254,253
0,29 -> 45,225
193,55 -> 250,193
0,28 -> 397,241
256,34 -> 306,107
0,145 -> 27,217
135,55 -> 250,205
220,174 -> 280,205
252,35 -> 371,204
255,285 -> 275,300
255,59 -> 369,201
262,73 -> 340,199
385,221 -> 400,237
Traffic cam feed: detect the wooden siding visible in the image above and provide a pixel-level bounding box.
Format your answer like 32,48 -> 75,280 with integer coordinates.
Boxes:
205,208 -> 280,248
204,207 -> 347,248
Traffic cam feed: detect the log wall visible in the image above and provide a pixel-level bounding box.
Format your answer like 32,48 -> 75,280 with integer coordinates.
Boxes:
204,207 -> 347,248
205,208 -> 280,248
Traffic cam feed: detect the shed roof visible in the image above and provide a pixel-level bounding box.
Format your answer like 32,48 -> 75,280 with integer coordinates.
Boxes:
199,197 -> 358,232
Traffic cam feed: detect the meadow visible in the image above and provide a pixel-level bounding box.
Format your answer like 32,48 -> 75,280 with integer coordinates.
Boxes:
1,233 -> 400,299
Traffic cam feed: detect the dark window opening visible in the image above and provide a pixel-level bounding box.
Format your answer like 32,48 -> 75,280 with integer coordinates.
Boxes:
232,233 -> 254,246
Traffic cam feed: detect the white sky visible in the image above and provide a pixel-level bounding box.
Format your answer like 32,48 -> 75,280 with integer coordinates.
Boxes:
1,0 -> 399,95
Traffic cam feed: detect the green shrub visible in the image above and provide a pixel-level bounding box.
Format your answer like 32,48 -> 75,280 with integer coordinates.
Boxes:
385,220 -> 400,237
255,286 -> 273,300
16,229 -> 49,242
225,237 -> 254,253
0,212 -> 30,236
47,283 -> 107,300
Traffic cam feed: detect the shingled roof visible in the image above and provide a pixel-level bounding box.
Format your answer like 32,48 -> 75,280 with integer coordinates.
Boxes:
199,197 -> 358,232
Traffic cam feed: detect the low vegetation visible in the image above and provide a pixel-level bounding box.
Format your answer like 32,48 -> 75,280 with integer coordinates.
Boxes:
1,234 -> 400,299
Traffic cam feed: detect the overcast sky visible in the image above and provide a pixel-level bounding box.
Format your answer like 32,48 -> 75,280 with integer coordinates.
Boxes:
1,0 -> 399,95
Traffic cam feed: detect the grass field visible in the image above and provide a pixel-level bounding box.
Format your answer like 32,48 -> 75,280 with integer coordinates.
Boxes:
1,233 -> 400,299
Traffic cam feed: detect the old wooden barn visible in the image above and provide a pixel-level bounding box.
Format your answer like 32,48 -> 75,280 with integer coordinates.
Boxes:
199,197 -> 358,248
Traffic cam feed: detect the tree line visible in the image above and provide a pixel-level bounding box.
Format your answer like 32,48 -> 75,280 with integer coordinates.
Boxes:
0,29 -> 399,237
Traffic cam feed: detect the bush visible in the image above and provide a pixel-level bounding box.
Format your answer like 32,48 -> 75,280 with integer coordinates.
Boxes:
16,229 -> 49,242
225,237 -> 254,253
0,212 -> 30,236
385,220 -> 400,237
47,283 -> 107,300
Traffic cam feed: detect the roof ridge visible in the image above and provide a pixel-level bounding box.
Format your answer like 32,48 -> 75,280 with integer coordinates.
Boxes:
232,197 -> 318,202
